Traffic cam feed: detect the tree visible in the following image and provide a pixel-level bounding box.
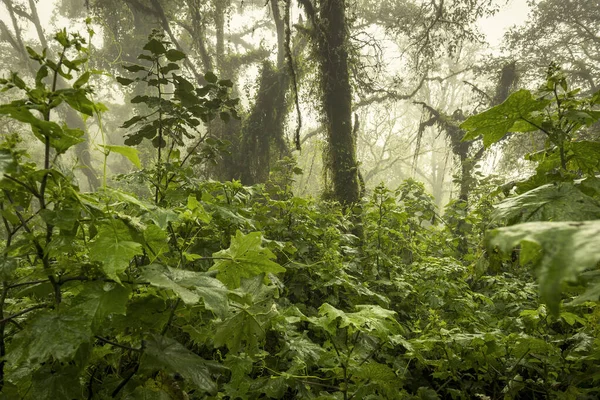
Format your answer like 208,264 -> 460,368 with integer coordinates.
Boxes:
505,0 -> 600,93
299,0 -> 361,207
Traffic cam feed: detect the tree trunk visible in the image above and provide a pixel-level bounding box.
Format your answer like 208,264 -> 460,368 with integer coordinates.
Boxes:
317,0 -> 360,207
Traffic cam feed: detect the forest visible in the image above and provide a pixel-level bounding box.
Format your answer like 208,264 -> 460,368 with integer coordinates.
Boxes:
0,0 -> 599,398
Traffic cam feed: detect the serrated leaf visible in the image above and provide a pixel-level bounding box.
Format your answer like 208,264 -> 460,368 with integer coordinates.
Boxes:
460,89 -> 549,146
494,182 -> 600,224
141,264 -> 229,316
16,309 -> 92,364
350,361 -> 396,382
142,334 -> 220,394
31,365 -> 83,400
209,231 -> 286,288
488,220 -> 600,315
101,144 -> 142,168
309,303 -> 398,338
125,386 -> 171,400
71,281 -> 131,331
89,223 -> 143,282
143,39 -> 166,55
214,305 -> 264,354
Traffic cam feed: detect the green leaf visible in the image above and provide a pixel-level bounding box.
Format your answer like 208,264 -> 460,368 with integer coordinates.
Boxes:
159,62 -> 180,74
143,39 -> 166,55
71,281 -> 131,331
209,231 -> 286,288
35,65 -> 49,88
204,71 -> 218,84
140,264 -> 229,316
0,149 -> 16,180
218,79 -> 234,87
31,365 -> 83,400
488,220 -> 600,314
123,64 -> 147,72
214,303 -> 264,354
494,182 -> 600,224
121,115 -> 146,128
460,89 -> 549,146
219,112 -> 230,122
73,71 -> 90,89
124,386 -> 171,400
101,144 -> 142,168
116,76 -> 135,86
309,303 -> 399,338
89,223 -> 143,282
60,89 -> 95,116
16,309 -> 92,363
142,334 -> 220,394
165,49 -> 186,62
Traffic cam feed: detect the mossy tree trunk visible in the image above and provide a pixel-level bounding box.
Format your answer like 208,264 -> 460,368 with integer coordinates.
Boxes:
315,0 -> 361,207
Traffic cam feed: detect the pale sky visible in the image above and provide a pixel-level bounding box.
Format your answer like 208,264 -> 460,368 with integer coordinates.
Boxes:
2,0 -> 531,49
478,0 -> 531,47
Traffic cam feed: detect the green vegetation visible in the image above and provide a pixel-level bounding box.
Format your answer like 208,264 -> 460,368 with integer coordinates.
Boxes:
0,29 -> 599,399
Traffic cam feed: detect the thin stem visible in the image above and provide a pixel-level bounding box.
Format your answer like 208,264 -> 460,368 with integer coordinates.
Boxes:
94,336 -> 142,352
0,304 -> 49,325
161,298 -> 181,335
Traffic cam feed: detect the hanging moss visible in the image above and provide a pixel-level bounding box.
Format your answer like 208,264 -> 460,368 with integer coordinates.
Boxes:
237,61 -> 291,185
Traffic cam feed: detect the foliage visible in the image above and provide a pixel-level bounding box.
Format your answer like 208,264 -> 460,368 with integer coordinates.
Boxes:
0,31 -> 599,400
461,65 -> 600,315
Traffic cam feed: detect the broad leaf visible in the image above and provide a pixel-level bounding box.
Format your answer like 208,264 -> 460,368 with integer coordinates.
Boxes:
209,231 -> 285,288
488,220 -> 600,314
31,365 -> 83,400
142,334 -> 220,394
143,39 -> 166,55
140,264 -> 229,316
460,89 -> 549,146
165,49 -> 186,62
89,223 -> 143,282
15,309 -> 91,364
71,281 -> 131,330
309,303 -> 399,339
494,182 -> 600,224
101,144 -> 142,168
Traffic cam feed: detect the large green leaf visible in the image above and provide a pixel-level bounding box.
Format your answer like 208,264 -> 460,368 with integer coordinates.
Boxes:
214,305 -> 265,355
308,303 -> 399,339
214,276 -> 277,354
494,182 -> 600,224
15,309 -> 91,364
140,264 -> 228,316
31,365 -> 83,400
460,89 -> 549,146
209,231 -> 285,288
488,220 -> 600,314
89,223 -> 143,282
101,144 -> 141,168
70,281 -> 131,331
142,334 -> 220,394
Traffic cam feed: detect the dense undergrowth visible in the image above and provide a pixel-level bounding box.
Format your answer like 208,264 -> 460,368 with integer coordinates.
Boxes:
0,31 -> 600,400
